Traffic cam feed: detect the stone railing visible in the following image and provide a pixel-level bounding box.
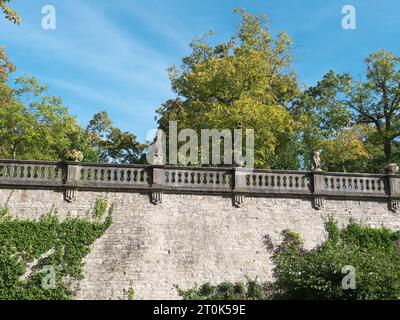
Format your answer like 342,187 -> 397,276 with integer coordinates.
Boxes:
0,159 -> 399,210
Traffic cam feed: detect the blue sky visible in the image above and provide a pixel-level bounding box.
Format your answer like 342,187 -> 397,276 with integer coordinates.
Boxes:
1,0 -> 400,142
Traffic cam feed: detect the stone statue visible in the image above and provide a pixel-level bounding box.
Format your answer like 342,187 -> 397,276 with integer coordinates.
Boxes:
311,151 -> 322,172
385,163 -> 399,175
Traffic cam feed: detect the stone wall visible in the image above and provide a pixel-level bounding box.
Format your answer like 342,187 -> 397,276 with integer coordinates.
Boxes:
1,187 -> 399,300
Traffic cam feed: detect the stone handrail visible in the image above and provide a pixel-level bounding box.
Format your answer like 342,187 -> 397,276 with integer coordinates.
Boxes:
0,160 -> 65,186
0,159 -> 399,210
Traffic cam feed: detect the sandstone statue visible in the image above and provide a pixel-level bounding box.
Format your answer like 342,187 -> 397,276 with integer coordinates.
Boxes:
311,151 -> 322,171
385,163 -> 399,175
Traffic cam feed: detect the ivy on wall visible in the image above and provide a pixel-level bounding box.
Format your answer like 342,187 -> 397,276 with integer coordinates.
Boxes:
0,208 -> 112,300
92,197 -> 108,219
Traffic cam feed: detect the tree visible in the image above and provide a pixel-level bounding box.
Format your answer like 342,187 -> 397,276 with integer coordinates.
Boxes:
0,46 -> 16,82
348,50 -> 400,164
319,125 -> 371,172
0,1 -> 20,82
295,50 -> 400,172
0,0 -> 20,24
0,76 -> 86,160
292,71 -> 371,172
0,78 -> 144,162
0,0 -> 21,82
157,9 -> 300,169
0,3 -> 144,164
86,111 -> 146,163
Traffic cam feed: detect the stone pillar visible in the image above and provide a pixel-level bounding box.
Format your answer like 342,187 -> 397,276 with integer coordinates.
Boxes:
233,167 -> 247,191
150,165 -> 164,205
386,163 -> 400,212
232,167 -> 249,207
151,165 -> 165,187
64,162 -> 81,202
311,171 -> 325,210
66,162 -> 81,184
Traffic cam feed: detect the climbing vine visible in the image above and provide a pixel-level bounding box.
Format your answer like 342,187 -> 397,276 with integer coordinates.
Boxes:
92,197 -> 108,219
0,210 -> 112,300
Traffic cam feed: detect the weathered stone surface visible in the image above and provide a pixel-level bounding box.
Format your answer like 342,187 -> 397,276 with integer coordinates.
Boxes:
0,188 -> 399,300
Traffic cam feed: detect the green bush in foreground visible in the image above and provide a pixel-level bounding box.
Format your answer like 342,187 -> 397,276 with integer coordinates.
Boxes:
272,220 -> 400,300
0,212 -> 112,300
177,220 -> 400,300
175,280 -> 268,300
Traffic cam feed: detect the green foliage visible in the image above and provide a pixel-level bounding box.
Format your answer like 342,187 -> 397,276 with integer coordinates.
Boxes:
175,280 -> 268,300
157,9 -> 300,169
0,75 -> 144,163
0,3 -> 144,164
122,282 -> 135,300
0,0 -> 20,25
0,205 -> 11,220
127,286 -> 135,300
1,0 -> 19,82
272,220 -> 400,299
2,3 -> 400,173
0,75 -> 91,161
178,221 -> 400,300
86,111 -> 146,164
92,197 -> 108,219
295,49 -> 400,172
0,212 -> 112,300
0,46 -> 16,82
158,18 -> 400,172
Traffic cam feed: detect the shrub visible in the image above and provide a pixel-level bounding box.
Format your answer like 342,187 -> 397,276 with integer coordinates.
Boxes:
272,219 -> 400,300
176,220 -> 400,300
175,280 -> 268,300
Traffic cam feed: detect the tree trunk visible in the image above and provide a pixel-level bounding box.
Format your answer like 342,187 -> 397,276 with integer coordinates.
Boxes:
384,140 -> 392,162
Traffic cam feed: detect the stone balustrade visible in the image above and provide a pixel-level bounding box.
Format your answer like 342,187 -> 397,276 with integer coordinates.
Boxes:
1,159 -> 399,210
0,160 -> 65,186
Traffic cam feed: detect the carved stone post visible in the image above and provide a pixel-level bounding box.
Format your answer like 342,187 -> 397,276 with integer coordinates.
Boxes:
233,167 -> 247,207
64,188 -> 77,202
386,163 -> 400,212
64,162 -> 81,202
152,166 -> 165,186
150,165 -> 164,205
233,195 -> 245,208
234,167 -> 247,189
312,171 -> 325,210
150,191 -> 163,205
